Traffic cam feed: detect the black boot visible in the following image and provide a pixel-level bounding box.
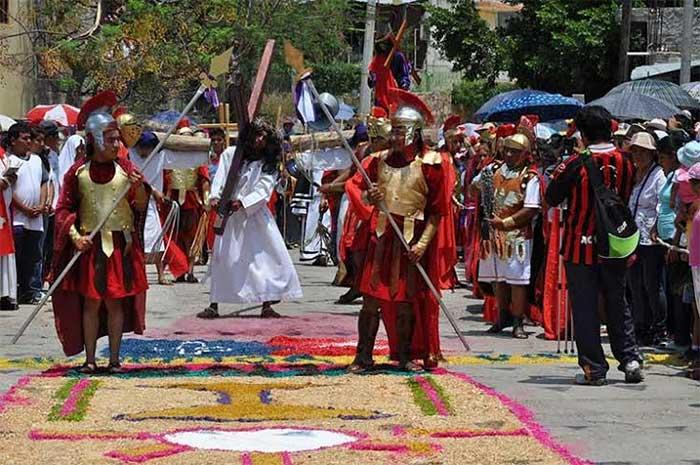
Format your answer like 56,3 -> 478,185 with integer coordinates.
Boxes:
512,317 -> 528,339
487,308 -> 514,333
397,306 -> 421,372
348,310 -> 380,373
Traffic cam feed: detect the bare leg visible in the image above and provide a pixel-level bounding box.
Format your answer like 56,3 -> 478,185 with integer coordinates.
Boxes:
82,298 -> 102,369
155,252 -> 171,285
104,298 -> 124,367
487,282 -> 513,333
348,296 -> 381,373
510,285 -> 529,339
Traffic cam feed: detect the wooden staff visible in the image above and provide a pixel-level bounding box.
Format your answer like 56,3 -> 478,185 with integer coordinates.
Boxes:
301,75 -> 471,353
11,86 -> 207,344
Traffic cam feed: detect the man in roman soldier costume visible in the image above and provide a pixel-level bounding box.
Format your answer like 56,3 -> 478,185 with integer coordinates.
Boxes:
332,117 -> 390,304
436,115 -> 465,290
470,133 -> 542,339
347,98 -> 448,372
50,91 -> 149,373
164,124 -> 210,283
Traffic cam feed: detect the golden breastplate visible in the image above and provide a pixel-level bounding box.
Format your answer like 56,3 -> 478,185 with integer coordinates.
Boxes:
170,168 -> 197,191
378,157 -> 428,220
374,150 -> 434,243
77,162 -> 134,256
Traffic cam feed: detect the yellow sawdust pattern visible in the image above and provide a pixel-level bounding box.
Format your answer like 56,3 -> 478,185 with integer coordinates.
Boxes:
0,373 -> 569,465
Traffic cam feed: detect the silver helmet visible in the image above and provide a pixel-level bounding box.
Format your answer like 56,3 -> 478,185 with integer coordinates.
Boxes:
85,110 -> 116,150
391,105 -> 424,146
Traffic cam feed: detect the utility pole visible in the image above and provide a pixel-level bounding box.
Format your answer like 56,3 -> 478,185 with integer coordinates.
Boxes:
618,0 -> 632,84
680,0 -> 694,85
359,0 -> 377,119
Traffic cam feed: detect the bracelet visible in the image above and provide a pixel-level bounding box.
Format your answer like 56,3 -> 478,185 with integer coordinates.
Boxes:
69,225 -> 81,243
503,217 -> 516,229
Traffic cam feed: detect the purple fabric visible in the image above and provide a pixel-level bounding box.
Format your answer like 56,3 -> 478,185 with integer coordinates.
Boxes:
391,52 -> 412,90
204,88 -> 220,109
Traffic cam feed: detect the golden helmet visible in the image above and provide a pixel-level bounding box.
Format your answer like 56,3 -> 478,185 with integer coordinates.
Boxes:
503,133 -> 531,152
116,113 -> 142,148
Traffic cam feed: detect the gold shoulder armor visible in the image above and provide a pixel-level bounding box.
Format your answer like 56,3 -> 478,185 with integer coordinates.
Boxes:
421,150 -> 442,165
370,149 -> 390,160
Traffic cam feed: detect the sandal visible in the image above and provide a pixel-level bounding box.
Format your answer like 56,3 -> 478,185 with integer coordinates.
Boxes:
78,362 -> 97,375
185,273 -> 199,283
347,361 -> 373,374
261,307 -> 282,319
398,361 -> 423,373
158,276 -> 173,285
107,362 -> 123,374
196,306 -> 220,319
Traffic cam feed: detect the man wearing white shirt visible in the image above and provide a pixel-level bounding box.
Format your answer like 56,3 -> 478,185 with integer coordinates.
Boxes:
8,123 -> 48,305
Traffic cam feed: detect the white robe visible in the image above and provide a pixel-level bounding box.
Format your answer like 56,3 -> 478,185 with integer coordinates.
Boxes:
208,147 -> 302,304
295,148 -> 352,263
130,148 -> 209,254
0,157 -> 17,299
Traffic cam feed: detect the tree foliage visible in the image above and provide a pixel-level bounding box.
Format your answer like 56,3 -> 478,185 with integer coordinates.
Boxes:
2,0 -> 354,115
425,0 -> 502,84
500,0 -> 620,100
451,78 -> 517,119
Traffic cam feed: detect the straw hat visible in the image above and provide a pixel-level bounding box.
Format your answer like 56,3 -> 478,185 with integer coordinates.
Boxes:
629,132 -> 656,151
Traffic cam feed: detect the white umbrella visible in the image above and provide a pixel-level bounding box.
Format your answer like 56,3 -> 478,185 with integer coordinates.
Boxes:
0,115 -> 16,131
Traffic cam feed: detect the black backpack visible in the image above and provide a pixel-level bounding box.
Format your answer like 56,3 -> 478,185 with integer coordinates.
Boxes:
582,152 -> 639,259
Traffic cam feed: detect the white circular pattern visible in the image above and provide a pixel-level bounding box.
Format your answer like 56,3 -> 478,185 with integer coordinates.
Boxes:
163,428 -> 358,453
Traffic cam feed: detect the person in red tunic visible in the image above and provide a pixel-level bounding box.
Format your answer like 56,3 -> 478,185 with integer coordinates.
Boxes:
164,126 -> 210,283
50,92 -> 148,374
347,103 -> 447,372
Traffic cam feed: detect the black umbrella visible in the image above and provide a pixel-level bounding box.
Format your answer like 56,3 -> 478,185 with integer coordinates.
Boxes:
586,90 -> 680,122
607,79 -> 700,110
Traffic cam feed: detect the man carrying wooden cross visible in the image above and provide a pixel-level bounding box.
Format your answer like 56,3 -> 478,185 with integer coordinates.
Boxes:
198,119 -> 302,319
197,40 -> 302,319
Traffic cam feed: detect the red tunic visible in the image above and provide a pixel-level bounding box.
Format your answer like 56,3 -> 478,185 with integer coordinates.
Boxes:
164,166 -> 209,257
50,157 -> 148,356
0,152 -> 14,256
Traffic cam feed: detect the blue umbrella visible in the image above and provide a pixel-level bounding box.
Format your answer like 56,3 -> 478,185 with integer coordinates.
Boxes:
473,90 -> 547,122
145,110 -> 199,132
479,90 -> 584,123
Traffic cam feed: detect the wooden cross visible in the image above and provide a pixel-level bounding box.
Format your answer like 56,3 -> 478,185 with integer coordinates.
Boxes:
212,39 -> 276,235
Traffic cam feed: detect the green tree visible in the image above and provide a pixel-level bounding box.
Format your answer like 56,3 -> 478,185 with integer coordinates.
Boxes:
451,78 -> 517,119
501,0 -> 620,100
1,0 -> 354,115
425,0 -> 502,84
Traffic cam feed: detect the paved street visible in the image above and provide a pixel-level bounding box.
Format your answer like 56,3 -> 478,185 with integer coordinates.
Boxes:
1,260 -> 699,464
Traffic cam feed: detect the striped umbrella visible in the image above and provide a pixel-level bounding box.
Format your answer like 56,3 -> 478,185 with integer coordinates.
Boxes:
586,90 -> 680,122
681,82 -> 700,102
607,79 -> 699,110
26,104 -> 80,127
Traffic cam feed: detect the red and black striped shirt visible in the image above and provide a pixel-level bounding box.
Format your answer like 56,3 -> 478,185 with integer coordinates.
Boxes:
545,143 -> 634,265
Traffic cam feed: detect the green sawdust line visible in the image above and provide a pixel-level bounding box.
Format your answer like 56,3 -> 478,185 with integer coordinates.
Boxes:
48,379 -> 101,422
407,378 -> 438,416
425,376 -> 454,415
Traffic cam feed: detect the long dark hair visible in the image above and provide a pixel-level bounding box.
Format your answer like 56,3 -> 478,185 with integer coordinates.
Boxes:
241,118 -> 282,174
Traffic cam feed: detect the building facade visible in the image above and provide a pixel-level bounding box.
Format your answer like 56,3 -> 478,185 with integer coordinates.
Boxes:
0,0 -> 34,118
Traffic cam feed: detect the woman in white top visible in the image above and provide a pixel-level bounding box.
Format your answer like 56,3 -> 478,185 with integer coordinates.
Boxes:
627,131 -> 668,346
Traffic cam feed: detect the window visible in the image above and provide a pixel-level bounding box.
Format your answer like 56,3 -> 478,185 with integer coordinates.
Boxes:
1,0 -> 9,24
